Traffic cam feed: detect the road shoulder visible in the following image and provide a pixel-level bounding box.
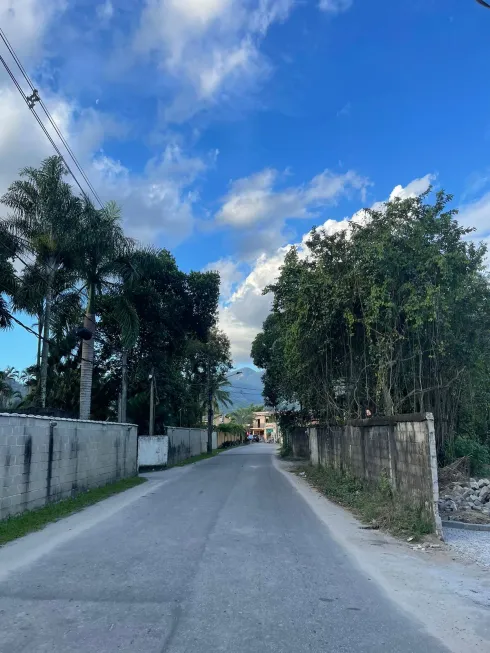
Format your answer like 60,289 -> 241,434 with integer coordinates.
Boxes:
274,457 -> 490,653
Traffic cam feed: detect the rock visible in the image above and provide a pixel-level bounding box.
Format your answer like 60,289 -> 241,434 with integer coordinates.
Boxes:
462,488 -> 473,499
478,478 -> 490,488
471,481 -> 480,491
470,494 -> 479,502
452,485 -> 464,495
479,486 -> 490,502
446,500 -> 457,512
472,504 -> 483,511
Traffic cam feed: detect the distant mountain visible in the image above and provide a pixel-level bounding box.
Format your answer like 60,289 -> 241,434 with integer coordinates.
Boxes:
226,367 -> 264,409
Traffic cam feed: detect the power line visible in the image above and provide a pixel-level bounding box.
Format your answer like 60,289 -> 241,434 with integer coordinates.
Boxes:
5,309 -> 95,367
0,30 -> 103,207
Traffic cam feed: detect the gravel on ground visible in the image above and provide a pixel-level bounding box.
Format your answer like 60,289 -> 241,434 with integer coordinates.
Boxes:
444,527 -> 490,567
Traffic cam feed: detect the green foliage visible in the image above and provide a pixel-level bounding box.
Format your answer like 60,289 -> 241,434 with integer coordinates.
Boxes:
219,421 -> 246,437
228,403 -> 264,429
1,156 -> 224,428
300,465 -> 434,539
252,190 -> 490,454
448,437 -> 490,476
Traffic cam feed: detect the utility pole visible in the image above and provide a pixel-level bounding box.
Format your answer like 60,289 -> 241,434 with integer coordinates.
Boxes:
121,349 -> 128,423
207,361 -> 213,454
149,368 -> 155,436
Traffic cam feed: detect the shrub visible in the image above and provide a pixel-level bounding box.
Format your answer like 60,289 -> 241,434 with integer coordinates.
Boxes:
451,436 -> 490,476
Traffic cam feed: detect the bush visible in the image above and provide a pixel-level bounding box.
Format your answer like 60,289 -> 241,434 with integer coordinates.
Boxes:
300,465 -> 434,539
451,436 -> 490,476
279,442 -> 292,458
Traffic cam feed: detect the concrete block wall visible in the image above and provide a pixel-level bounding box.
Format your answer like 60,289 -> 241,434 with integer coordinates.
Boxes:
143,427 -> 218,467
138,436 -> 169,468
305,413 -> 441,533
0,413 -> 138,520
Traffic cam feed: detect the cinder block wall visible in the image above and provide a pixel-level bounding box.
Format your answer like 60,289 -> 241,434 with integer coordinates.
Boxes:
304,413 -> 441,533
0,413 -> 138,520
165,428 -> 217,465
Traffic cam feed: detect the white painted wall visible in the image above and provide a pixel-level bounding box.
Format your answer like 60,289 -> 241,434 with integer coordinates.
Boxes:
138,436 -> 168,468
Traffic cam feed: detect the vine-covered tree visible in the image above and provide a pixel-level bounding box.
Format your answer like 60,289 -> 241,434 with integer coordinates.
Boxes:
252,190 -> 490,456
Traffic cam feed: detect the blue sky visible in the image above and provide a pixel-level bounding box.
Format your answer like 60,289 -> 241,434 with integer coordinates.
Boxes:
1,0 -> 490,369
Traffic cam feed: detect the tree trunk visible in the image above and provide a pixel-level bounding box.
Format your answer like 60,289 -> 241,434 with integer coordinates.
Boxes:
40,271 -> 54,409
121,349 -> 128,423
79,285 -> 95,420
35,312 -> 43,403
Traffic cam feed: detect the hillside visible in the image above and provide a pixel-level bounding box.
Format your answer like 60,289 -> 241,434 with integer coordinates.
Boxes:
226,367 -> 264,409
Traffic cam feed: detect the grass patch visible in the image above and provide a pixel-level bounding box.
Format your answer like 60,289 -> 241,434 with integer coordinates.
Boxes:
298,465 -> 434,540
139,450 -> 220,474
171,451 -> 219,467
0,476 -> 146,547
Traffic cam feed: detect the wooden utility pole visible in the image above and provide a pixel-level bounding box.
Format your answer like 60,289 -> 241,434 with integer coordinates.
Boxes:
149,368 -> 155,436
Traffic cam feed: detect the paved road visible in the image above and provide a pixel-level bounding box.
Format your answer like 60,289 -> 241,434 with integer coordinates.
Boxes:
0,444 -> 448,652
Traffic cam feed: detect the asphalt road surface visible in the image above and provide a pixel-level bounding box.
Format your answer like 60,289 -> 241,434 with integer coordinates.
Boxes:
0,444 -> 449,652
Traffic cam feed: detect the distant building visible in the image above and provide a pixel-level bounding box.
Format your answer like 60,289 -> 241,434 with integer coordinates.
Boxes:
250,411 -> 280,442
213,414 -> 231,427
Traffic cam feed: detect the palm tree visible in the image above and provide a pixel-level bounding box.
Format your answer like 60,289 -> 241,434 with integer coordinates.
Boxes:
0,367 -> 21,408
229,404 -> 264,429
201,375 -> 233,415
0,222 -> 19,329
75,198 -> 131,420
1,156 -> 81,408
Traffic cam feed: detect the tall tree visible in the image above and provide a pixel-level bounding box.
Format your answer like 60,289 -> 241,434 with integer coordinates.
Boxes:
0,221 -> 19,330
253,190 -> 490,454
75,198 -> 129,420
1,156 -> 81,407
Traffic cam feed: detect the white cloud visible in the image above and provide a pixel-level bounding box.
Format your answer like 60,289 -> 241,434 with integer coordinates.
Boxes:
388,173 -> 435,201
133,0 -> 295,120
0,0 -> 210,247
457,192 -> 490,242
0,0 -> 66,59
0,80 -> 208,246
318,0 -> 353,14
219,174 -> 434,364
91,144 -> 211,245
216,167 -> 370,228
203,258 -> 244,298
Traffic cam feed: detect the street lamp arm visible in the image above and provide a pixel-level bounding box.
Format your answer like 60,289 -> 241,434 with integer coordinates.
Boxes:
476,0 -> 490,7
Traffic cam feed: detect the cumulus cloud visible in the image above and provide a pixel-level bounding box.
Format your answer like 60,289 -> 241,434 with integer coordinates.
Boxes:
220,173 -> 434,364
457,191 -> 490,246
91,145 -> 213,245
203,258 -> 244,298
0,0 -> 66,59
0,1 -> 214,247
133,0 -> 295,120
216,168 -> 369,228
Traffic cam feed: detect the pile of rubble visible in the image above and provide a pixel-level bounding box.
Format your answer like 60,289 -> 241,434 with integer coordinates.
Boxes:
438,478 -> 490,516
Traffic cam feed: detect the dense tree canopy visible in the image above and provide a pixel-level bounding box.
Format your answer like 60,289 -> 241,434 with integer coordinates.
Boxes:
0,156 -> 228,432
252,190 -> 490,456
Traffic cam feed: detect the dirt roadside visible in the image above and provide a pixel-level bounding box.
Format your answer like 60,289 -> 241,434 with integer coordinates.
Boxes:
274,457 -> 490,653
